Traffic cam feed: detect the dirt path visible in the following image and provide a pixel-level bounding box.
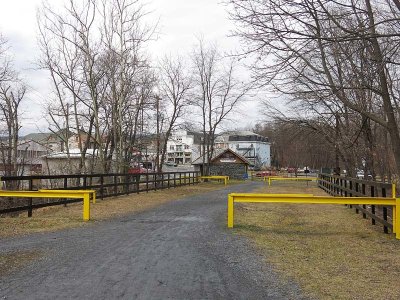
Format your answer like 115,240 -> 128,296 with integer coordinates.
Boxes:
0,182 -> 306,299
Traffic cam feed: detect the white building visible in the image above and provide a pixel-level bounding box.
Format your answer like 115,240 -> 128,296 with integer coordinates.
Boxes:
0,139 -> 49,176
166,130 -> 202,165
42,149 -> 99,175
215,131 -> 271,168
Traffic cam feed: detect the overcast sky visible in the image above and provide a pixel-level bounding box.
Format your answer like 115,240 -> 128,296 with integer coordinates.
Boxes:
0,0 -> 261,135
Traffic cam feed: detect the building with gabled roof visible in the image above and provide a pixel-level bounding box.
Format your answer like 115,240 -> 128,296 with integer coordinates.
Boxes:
214,130 -> 270,169
192,148 -> 250,179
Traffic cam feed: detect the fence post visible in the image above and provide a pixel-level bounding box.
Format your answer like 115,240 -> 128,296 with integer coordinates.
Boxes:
125,174 -> 129,195
63,177 -> 68,207
146,173 -> 149,193
28,179 -> 33,217
337,177 -> 340,194
136,175 -> 140,194
349,180 -> 353,208
114,175 -> 118,196
371,185 -> 376,225
355,182 -> 359,214
362,183 -> 366,219
100,175 -> 104,200
168,174 -> 170,189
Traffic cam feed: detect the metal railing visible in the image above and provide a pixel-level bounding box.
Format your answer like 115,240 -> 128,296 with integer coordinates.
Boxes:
0,171 -> 200,217
227,193 -> 399,239
0,189 -> 95,220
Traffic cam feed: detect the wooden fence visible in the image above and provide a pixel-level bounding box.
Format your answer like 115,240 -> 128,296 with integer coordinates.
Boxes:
0,171 -> 199,217
318,173 -> 395,233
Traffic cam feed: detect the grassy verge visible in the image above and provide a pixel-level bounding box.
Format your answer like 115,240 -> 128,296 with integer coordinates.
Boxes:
0,181 -> 240,238
234,181 -> 400,300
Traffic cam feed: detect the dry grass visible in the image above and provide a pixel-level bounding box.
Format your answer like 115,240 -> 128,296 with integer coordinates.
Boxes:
0,181 -> 235,238
234,181 -> 400,300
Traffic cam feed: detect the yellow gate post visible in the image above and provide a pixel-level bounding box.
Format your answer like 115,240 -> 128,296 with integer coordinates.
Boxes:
393,183 -> 396,233
83,192 -> 90,221
228,194 -> 234,228
396,197 -> 400,239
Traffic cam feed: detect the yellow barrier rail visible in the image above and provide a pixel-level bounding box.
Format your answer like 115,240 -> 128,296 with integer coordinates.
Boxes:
0,189 -> 95,221
39,189 -> 97,204
227,193 -> 399,239
199,176 -> 230,185
262,176 -> 283,182
267,177 -> 318,185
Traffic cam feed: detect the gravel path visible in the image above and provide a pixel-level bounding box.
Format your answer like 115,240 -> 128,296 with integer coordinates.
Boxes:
0,182 -> 306,299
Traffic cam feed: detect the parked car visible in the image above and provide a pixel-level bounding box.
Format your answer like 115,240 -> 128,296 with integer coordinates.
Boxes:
128,167 -> 149,174
255,171 -> 277,177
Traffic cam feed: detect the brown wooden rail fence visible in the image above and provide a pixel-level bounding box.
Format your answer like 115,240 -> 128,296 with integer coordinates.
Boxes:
0,171 -> 200,217
318,173 -> 395,233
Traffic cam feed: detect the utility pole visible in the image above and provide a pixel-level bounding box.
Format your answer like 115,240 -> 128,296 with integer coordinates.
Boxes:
334,113 -> 340,175
155,95 -> 161,173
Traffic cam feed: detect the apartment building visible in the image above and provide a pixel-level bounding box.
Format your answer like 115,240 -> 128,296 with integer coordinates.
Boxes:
166,130 -> 202,165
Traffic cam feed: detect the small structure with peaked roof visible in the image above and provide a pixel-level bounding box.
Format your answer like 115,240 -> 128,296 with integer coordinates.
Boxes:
214,130 -> 270,169
192,148 -> 250,179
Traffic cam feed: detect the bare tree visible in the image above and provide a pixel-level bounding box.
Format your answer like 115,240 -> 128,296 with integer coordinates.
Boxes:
101,0 -> 156,173
157,55 -> 192,172
0,36 -> 26,178
228,0 -> 400,178
38,0 -> 156,174
38,0 -> 104,172
191,39 -> 251,175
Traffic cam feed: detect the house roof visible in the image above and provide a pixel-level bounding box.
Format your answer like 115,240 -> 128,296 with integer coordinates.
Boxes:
211,148 -> 250,164
192,148 -> 250,165
43,148 -> 97,159
22,133 -> 53,142
215,130 -> 269,143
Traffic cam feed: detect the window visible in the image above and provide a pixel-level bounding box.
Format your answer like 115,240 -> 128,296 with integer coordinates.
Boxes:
176,145 -> 182,151
184,145 -> 189,149
169,145 -> 175,151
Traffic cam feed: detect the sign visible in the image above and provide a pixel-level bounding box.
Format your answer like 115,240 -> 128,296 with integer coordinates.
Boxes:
220,158 -> 236,163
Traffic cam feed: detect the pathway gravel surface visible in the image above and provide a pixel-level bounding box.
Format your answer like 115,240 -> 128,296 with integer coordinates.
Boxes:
0,182 -> 307,299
